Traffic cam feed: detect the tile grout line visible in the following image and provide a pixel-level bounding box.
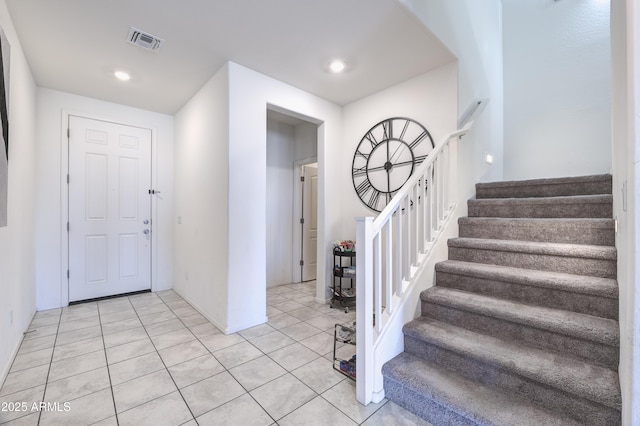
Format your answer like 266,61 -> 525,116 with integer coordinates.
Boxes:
35,307 -> 63,426
234,283 -> 354,423
96,300 -> 121,426
128,293 -> 202,425
114,294 -> 329,424
42,303 -> 127,424
142,285 -> 361,424
0,311 -> 55,425
154,291 -> 298,424
270,283 -> 373,425
156,292 -> 280,425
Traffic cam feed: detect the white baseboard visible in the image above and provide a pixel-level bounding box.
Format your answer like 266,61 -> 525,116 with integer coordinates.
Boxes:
171,289 -> 267,335
0,337 -> 21,390
371,388 -> 386,404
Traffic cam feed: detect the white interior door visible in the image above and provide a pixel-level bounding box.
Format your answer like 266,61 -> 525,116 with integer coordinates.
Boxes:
302,164 -> 318,281
68,116 -> 152,302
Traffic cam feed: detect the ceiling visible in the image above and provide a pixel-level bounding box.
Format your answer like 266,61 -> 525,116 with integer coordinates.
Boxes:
5,0 -> 455,115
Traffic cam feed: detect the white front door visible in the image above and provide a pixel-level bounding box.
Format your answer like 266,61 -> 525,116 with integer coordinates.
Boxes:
302,164 -> 318,281
68,116 -> 152,302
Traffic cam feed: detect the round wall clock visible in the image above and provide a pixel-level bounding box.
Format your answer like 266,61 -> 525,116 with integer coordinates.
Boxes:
352,117 -> 434,212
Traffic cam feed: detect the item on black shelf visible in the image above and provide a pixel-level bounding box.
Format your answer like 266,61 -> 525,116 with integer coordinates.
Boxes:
333,240 -> 355,252
337,325 -> 355,342
343,266 -> 356,278
339,355 -> 356,378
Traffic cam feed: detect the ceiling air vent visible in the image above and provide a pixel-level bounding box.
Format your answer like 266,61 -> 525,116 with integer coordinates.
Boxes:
126,27 -> 164,52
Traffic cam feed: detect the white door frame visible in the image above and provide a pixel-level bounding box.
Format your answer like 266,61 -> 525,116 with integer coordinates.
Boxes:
60,111 -> 159,306
292,156 -> 317,283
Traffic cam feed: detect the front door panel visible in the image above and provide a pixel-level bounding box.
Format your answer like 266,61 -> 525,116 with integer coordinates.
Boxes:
68,116 -> 152,302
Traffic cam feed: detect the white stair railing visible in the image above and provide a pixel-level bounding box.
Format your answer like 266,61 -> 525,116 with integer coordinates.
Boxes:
355,120 -> 474,405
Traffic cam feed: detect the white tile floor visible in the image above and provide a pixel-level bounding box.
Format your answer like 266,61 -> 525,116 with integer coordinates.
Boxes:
0,282 -> 432,425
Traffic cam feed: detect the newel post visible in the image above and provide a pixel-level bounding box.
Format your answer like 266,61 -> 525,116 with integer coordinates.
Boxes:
355,216 -> 374,405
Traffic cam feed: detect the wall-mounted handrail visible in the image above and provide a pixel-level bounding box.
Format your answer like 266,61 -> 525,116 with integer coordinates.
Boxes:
458,98 -> 488,129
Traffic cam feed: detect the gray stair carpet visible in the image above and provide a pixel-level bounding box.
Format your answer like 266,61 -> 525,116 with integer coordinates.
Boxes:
382,174 -> 621,425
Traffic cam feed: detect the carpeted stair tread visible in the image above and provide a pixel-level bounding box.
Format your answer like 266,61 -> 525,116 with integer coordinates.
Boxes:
435,260 -> 618,299
475,174 -> 612,199
403,317 -> 621,410
448,237 -> 617,279
383,352 -> 583,426
448,237 -> 616,259
421,287 -> 619,347
435,260 -> 618,320
468,194 -> 613,218
458,217 -> 615,246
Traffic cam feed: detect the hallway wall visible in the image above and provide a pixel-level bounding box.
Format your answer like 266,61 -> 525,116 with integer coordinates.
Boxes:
266,119 -> 295,286
0,0 -> 37,385
611,0 -> 639,423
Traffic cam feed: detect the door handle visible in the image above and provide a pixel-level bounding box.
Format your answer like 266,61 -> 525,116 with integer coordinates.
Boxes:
143,229 -> 150,235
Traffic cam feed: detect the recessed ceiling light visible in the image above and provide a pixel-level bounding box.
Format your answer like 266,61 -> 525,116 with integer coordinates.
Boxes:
329,59 -> 347,74
114,71 -> 131,81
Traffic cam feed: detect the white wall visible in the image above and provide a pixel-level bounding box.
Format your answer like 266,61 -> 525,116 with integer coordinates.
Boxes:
0,0 -> 37,386
399,0 -> 504,193
341,62 -> 458,231
611,0 -> 639,423
35,88 -> 174,310
294,122 -> 318,162
173,65 -> 230,330
266,119 -> 295,286
502,0 -> 611,180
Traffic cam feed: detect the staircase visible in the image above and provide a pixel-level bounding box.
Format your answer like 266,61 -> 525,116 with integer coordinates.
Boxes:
381,174 -> 621,425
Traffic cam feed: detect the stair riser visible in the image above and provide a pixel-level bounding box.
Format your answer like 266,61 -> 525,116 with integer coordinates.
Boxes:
420,300 -> 618,370
448,247 -> 617,279
383,376 -> 477,426
435,270 -> 618,320
403,335 -> 620,426
468,201 -> 612,219
476,180 -> 612,199
458,222 -> 615,246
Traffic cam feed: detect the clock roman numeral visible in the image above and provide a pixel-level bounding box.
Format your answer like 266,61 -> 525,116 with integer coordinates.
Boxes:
382,119 -> 392,141
352,166 -> 367,178
409,131 -> 429,150
414,154 -> 428,165
355,149 -> 370,160
368,189 -> 382,210
399,119 -> 410,141
356,180 -> 373,199
364,131 -> 378,149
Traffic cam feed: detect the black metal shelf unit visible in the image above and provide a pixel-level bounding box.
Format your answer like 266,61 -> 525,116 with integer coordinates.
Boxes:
333,323 -> 356,381
330,248 -> 356,313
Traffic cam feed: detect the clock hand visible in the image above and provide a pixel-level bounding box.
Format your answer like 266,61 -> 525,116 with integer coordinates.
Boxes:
389,144 -> 409,165
386,134 -> 391,194
366,159 -> 416,173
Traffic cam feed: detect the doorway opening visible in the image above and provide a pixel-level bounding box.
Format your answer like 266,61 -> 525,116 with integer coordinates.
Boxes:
298,162 -> 318,283
265,109 -> 319,288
